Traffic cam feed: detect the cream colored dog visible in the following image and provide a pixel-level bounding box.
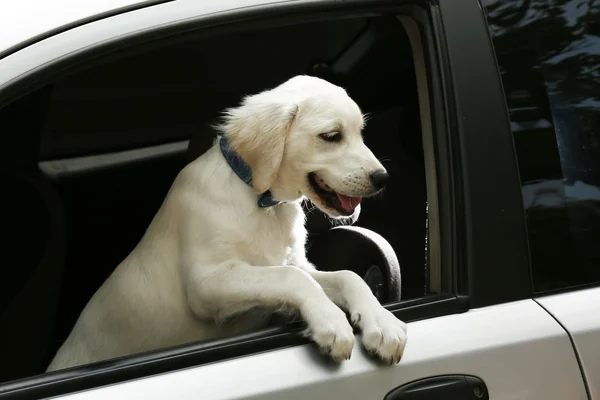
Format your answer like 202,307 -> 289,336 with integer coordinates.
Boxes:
47,75 -> 407,372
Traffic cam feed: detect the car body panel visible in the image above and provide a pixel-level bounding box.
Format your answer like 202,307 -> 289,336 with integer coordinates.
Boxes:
0,0 -> 300,92
538,287 -> 600,399
0,0 -> 150,56
0,0 -> 301,58
53,300 -> 587,400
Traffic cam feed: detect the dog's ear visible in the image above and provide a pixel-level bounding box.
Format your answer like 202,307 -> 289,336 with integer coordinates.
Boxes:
219,99 -> 298,194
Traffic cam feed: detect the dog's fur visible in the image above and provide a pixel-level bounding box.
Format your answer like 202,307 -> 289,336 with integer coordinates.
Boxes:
47,75 -> 407,371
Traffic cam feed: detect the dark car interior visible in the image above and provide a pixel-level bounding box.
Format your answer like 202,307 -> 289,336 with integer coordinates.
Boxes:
0,15 -> 428,383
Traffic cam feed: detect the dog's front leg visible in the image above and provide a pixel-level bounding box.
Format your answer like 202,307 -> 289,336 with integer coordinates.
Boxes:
302,268 -> 408,364
185,262 -> 355,361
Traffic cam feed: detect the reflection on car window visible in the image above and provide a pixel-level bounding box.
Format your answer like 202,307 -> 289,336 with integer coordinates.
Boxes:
483,0 -> 600,292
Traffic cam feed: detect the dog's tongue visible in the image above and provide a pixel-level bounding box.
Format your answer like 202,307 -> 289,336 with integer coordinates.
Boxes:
337,194 -> 362,213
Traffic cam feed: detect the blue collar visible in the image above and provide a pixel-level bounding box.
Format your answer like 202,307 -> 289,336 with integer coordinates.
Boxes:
219,135 -> 281,208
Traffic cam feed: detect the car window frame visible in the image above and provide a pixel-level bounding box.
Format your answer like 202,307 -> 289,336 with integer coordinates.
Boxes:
0,0 -> 174,62
437,0 -> 532,307
0,0 -> 532,398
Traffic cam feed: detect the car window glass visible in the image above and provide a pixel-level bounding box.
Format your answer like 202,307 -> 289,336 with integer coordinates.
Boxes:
483,0 -> 600,292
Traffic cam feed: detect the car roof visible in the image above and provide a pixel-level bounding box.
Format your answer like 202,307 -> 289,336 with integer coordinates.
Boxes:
0,0 -> 155,55
0,0 -> 301,90
0,0 -> 300,58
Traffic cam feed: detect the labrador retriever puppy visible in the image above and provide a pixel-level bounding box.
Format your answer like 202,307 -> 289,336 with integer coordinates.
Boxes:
47,75 -> 407,371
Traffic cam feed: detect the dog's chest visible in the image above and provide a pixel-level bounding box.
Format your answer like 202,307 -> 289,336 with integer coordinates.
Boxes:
230,203 -> 304,266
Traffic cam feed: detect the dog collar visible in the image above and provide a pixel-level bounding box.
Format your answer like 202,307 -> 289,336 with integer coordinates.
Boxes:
218,135 -> 281,208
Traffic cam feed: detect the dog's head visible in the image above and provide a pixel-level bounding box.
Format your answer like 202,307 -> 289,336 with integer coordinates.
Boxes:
216,75 -> 387,218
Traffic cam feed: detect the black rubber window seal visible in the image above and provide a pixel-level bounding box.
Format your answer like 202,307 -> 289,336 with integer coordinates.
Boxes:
0,0 -> 176,62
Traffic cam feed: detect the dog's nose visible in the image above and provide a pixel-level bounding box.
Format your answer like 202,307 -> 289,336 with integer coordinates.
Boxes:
370,170 -> 389,190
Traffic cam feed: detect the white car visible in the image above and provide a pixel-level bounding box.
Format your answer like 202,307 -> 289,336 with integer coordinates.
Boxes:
1,0 -> 599,399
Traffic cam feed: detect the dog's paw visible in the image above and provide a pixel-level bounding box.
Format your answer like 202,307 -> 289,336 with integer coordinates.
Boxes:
302,305 -> 355,362
352,307 -> 407,365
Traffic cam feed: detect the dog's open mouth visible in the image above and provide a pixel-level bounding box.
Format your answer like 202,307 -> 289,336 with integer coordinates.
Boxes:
308,172 -> 362,216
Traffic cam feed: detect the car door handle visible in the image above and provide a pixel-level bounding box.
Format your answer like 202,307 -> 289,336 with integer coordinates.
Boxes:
384,375 -> 489,400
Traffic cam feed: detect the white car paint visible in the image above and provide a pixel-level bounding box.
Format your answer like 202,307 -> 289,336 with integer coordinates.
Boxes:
0,0 -> 148,55
52,300 -> 587,400
537,286 -> 600,399
0,0 -> 293,89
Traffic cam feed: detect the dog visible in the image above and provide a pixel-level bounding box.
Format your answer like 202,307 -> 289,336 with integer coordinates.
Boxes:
47,75 -> 407,372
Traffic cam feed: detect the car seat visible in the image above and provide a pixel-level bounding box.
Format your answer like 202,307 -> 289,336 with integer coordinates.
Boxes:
0,87 -> 67,383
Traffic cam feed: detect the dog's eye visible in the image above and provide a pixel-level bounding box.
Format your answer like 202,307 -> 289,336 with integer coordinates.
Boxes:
319,131 -> 342,143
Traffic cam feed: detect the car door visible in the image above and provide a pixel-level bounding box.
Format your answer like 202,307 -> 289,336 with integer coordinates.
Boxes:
537,288 -> 600,399
482,0 -> 600,397
0,0 -> 590,399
